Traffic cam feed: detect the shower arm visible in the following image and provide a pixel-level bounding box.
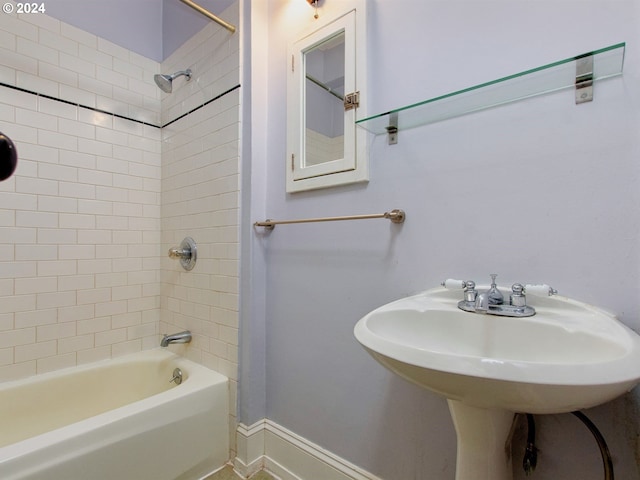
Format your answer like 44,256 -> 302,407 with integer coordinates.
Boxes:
179,0 -> 236,34
172,70 -> 192,80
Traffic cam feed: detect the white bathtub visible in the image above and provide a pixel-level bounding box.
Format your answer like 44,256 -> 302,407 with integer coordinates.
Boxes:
0,349 -> 229,480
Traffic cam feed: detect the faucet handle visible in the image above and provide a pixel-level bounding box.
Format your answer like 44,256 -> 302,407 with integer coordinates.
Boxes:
168,247 -> 190,259
510,283 -> 526,307
463,281 -> 477,302
524,284 -> 558,297
441,278 -> 465,290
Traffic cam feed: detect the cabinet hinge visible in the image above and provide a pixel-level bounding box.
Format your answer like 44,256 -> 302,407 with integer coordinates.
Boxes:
344,91 -> 360,111
291,55 -> 295,72
291,153 -> 295,171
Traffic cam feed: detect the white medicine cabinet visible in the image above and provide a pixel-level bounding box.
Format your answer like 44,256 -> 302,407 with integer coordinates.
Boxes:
286,2 -> 368,193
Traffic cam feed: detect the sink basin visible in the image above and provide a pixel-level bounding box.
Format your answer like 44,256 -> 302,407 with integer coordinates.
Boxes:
354,286 -> 640,414
355,286 -> 640,480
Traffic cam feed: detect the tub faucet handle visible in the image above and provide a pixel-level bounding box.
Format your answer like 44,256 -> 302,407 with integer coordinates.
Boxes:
168,237 -> 197,271
168,247 -> 189,259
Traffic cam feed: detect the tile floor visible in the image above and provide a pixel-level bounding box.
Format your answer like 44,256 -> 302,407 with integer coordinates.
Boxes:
204,465 -> 275,480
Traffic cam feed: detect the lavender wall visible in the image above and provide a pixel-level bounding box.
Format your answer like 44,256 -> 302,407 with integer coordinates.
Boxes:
244,1 -> 640,478
44,0 -> 163,61
162,0 -> 236,59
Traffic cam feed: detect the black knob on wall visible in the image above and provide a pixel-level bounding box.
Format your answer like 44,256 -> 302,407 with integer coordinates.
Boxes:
0,131 -> 18,181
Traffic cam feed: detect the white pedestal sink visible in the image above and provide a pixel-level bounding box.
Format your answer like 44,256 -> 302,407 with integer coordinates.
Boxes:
354,286 -> 640,480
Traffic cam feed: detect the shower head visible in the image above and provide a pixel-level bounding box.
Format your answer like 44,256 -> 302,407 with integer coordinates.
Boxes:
154,69 -> 192,93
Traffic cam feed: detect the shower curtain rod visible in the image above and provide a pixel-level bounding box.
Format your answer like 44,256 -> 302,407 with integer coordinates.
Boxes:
179,0 -> 237,33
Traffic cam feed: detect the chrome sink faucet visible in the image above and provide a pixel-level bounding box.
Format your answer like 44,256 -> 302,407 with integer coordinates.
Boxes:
160,330 -> 192,347
457,274 -> 536,318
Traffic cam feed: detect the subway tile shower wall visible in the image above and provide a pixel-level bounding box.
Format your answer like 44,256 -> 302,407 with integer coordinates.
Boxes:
159,0 -> 240,391
159,4 -> 241,454
0,9 -> 162,380
0,0 -> 240,407
0,9 -> 162,381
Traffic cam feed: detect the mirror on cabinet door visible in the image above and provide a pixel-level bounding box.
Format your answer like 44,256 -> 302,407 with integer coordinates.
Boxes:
286,4 -> 367,193
305,31 -> 345,168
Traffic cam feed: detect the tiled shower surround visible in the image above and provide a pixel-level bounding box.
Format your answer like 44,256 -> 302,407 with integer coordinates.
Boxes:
0,1 -> 240,444
0,10 -> 163,379
160,4 -> 241,445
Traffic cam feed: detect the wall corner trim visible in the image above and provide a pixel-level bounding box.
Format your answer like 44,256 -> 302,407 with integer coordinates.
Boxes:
234,419 -> 383,480
235,420 -> 268,477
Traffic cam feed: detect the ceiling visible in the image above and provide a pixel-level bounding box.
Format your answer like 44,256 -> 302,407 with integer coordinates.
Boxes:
45,0 -> 236,62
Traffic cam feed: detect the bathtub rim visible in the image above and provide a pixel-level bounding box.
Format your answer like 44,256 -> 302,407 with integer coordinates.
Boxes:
0,348 -> 228,464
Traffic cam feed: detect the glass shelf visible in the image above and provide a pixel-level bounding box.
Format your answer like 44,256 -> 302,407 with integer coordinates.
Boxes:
356,43 -> 625,136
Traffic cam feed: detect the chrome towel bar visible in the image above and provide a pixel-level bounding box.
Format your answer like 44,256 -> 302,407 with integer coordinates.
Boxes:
254,209 -> 405,230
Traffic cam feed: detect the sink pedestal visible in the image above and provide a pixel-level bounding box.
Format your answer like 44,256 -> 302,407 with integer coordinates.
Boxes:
448,400 -> 515,480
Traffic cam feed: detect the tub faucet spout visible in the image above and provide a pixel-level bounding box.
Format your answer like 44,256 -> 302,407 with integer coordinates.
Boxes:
161,330 -> 192,347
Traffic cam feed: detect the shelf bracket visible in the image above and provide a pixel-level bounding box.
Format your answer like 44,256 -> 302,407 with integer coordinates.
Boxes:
386,112 -> 398,145
575,54 -> 594,104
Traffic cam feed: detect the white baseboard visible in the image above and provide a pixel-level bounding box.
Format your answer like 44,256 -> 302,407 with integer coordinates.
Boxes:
234,419 -> 383,480
235,420 -> 267,478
